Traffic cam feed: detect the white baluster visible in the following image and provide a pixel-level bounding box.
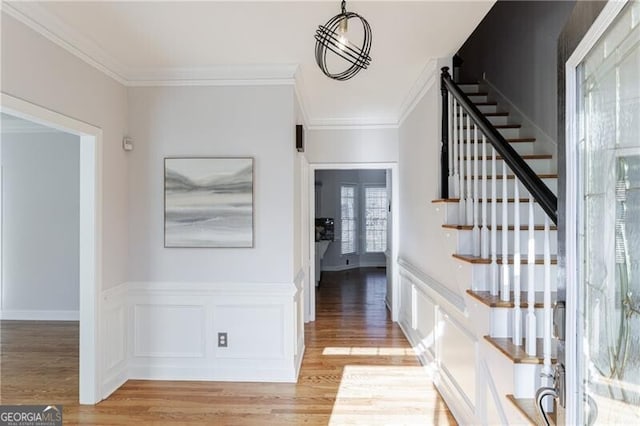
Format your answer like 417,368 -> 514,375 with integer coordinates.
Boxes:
466,114 -> 473,225
542,215 -> 553,409
526,193 -> 537,356
458,106 -> 466,224
513,179 -> 522,346
452,99 -> 459,198
472,124 -> 480,257
481,135 -> 489,259
448,94 -> 454,196
490,148 -> 498,296
500,159 -> 510,302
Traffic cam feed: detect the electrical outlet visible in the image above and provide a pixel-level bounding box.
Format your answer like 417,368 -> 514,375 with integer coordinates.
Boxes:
218,332 -> 228,347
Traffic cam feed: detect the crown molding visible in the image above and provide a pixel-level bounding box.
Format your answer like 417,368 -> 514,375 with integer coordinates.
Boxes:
397,59 -> 438,126
2,1 -> 440,130
2,1 -> 129,85
306,117 -> 399,131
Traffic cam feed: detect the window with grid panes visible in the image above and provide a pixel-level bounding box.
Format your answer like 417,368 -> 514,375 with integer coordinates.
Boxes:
365,186 -> 387,253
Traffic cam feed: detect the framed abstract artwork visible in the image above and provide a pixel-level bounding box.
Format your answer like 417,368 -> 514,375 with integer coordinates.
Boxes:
164,157 -> 254,248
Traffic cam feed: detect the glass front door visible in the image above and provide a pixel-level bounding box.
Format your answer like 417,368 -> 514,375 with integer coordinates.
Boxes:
580,2 -> 640,423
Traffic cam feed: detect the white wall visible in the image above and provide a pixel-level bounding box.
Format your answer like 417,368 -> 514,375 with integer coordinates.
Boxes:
1,130 -> 80,318
119,84 -> 304,385
457,0 -> 576,149
1,13 -> 129,291
306,128 -> 398,164
126,85 -> 295,283
315,169 -> 387,271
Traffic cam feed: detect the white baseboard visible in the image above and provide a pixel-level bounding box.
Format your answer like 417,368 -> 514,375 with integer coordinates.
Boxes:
0,309 -> 79,321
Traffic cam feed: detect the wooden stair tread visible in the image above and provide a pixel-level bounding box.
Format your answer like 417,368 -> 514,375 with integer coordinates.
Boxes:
457,112 -> 509,117
458,124 -> 521,129
484,336 -> 557,364
466,290 -> 557,308
507,395 -> 555,425
453,254 -> 558,265
461,154 -> 552,160
463,174 -> 558,180
442,224 -> 558,231
462,137 -> 536,143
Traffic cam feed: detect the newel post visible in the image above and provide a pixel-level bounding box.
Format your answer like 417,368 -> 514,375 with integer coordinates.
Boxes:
440,67 -> 450,199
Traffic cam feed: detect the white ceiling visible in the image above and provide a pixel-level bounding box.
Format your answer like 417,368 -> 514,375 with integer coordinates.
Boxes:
4,1 -> 494,127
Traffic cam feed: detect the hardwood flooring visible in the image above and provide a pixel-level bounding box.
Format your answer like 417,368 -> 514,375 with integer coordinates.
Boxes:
0,268 -> 456,425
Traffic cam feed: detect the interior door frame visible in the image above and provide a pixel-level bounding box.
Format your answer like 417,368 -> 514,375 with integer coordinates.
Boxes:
565,1 -> 629,423
1,93 -> 103,404
307,162 -> 399,323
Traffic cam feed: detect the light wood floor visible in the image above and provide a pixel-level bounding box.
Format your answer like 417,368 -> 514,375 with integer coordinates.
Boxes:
0,268 -> 456,425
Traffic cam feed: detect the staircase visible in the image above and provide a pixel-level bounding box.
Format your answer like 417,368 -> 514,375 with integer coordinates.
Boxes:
436,69 -> 558,424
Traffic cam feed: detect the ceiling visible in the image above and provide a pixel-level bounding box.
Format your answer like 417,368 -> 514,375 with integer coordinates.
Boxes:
4,1 -> 494,127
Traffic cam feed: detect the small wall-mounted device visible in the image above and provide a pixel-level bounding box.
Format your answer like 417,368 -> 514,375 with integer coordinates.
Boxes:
295,125 -> 304,152
122,137 -> 134,151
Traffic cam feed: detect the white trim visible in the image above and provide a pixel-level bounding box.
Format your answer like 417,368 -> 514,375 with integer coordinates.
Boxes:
564,2 -> 628,424
0,92 -> 102,405
397,59 -> 438,126
1,1 -> 128,85
306,118 -> 399,130
127,281 -> 297,296
0,310 -> 79,321
397,257 -> 467,313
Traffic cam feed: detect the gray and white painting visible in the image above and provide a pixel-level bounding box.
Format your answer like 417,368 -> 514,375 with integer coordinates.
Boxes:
164,158 -> 253,248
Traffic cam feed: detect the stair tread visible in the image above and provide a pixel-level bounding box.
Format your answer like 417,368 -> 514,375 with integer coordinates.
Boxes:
434,197 -> 544,203
462,137 -> 536,143
453,254 -> 558,265
484,336 -> 557,364
466,290 -> 557,309
474,101 -> 498,106
463,173 -> 558,180
465,92 -> 489,96
457,112 -> 509,117
507,395 -> 555,425
442,224 -> 558,231
458,124 -> 521,129
461,154 -> 552,160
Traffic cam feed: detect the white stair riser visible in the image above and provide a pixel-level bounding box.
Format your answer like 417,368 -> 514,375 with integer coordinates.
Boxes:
456,229 -> 558,256
460,84 -> 481,92
462,141 -> 534,156
458,178 -> 558,198
455,126 -> 520,139
514,364 -> 544,399
491,307 -> 556,339
459,158 -> 555,175
470,263 -> 558,293
468,94 -> 488,103
444,202 -> 551,226
476,104 -> 498,114
457,115 -> 508,126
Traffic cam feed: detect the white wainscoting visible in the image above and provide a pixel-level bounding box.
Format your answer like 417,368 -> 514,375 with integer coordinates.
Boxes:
397,258 -> 486,426
99,276 -> 304,399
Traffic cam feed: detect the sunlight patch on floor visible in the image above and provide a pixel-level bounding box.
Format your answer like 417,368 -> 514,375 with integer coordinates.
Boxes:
322,347 -> 415,356
329,365 -> 452,425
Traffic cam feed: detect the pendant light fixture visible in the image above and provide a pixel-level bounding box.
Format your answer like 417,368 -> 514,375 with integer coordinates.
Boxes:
315,0 -> 372,81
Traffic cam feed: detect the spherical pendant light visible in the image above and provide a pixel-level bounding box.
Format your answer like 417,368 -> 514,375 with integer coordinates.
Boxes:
314,1 -> 372,81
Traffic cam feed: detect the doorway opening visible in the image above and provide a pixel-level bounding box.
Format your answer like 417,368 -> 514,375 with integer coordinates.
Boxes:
307,163 -> 398,323
0,94 -> 102,404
